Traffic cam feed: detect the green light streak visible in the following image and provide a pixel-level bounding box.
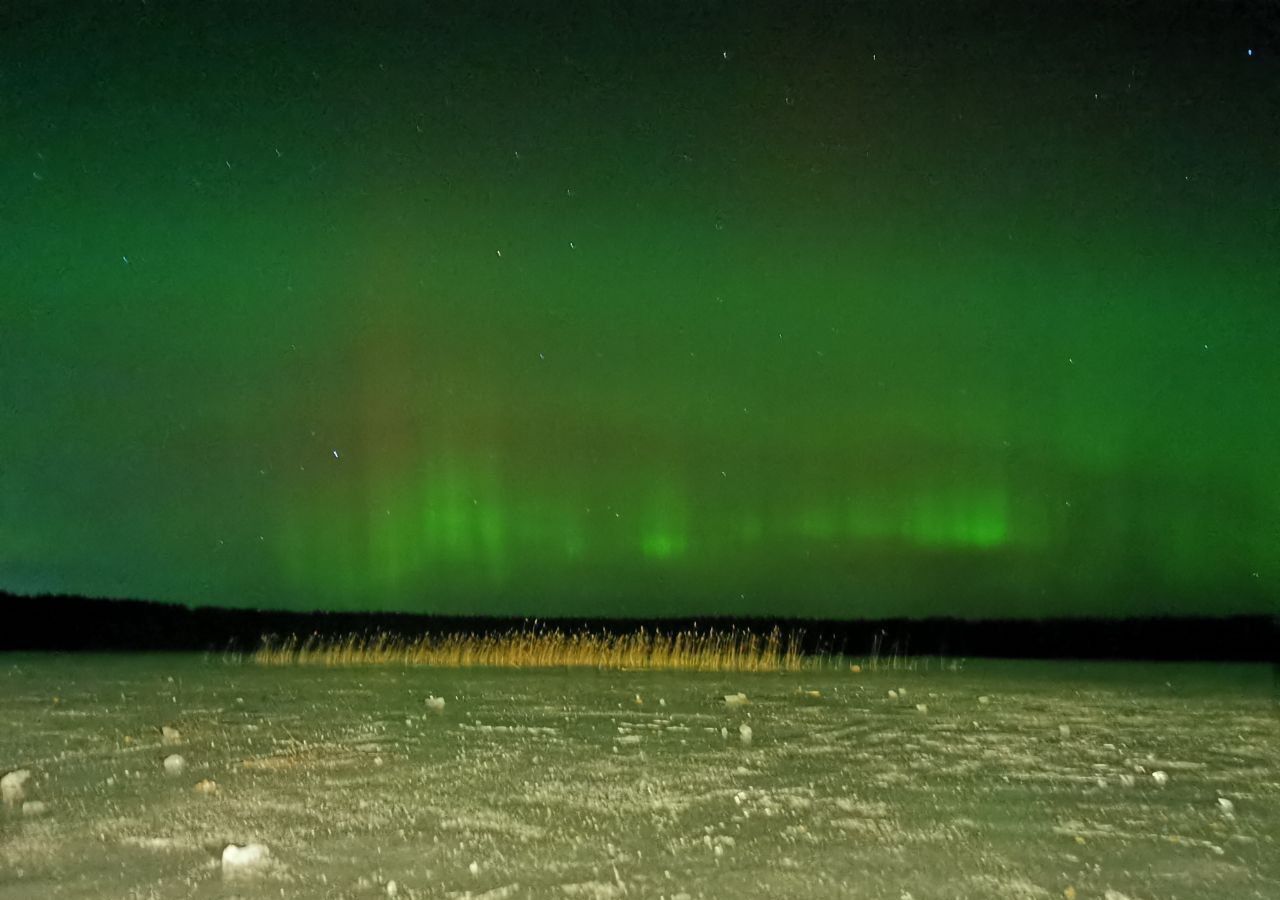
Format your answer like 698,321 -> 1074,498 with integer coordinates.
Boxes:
906,488 -> 1009,549
640,484 -> 688,562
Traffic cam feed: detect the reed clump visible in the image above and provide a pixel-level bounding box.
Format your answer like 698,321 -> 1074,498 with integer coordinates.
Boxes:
254,626 -> 807,672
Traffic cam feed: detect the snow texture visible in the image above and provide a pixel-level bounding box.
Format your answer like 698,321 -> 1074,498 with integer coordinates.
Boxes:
0,656 -> 1275,898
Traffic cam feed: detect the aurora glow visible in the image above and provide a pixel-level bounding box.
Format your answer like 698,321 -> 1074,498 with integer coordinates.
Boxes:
2,1 -> 1276,618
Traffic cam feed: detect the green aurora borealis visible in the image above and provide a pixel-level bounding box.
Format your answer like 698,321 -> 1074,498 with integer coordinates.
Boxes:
2,1 -> 1276,618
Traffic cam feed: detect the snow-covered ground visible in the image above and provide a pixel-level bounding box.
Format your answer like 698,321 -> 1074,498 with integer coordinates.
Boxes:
1,654 -> 1275,898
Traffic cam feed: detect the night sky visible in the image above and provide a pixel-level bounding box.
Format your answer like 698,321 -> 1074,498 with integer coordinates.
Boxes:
2,1 -> 1276,619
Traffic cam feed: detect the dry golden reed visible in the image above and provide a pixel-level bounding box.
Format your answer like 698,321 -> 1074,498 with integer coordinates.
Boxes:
254,626 -> 807,672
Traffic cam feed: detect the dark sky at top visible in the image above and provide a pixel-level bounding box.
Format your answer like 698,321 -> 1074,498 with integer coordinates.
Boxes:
2,1 -> 1276,618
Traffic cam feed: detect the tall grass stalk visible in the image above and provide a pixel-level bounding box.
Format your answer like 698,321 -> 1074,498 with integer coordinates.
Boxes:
253,626 -> 809,672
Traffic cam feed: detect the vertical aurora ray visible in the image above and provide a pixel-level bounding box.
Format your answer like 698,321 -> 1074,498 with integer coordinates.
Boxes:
640,482 -> 689,562
905,487 -> 1009,550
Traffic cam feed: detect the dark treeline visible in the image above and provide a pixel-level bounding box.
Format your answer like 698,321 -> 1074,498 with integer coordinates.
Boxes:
0,592 -> 1273,661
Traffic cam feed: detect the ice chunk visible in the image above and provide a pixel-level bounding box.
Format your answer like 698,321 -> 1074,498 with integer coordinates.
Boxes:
1059,724 -> 1071,738
915,704 -> 928,713
739,724 -> 753,744
424,695 -> 446,712
469,860 -> 480,876
221,842 -> 271,875
386,879 -> 398,897
1,769 -> 31,807
163,754 -> 186,776
161,726 -> 182,745
978,695 -> 991,705
1151,770 -> 1169,786
1217,797 -> 1235,815
887,690 -> 898,700
194,779 -> 218,795
723,692 -> 748,706
22,800 -> 48,817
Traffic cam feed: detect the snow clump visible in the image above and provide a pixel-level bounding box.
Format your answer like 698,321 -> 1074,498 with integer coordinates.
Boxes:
1,769 -> 31,807
221,842 -> 271,876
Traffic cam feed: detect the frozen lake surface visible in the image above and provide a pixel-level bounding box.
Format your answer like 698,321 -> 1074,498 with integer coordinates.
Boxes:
1,654 -> 1275,898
